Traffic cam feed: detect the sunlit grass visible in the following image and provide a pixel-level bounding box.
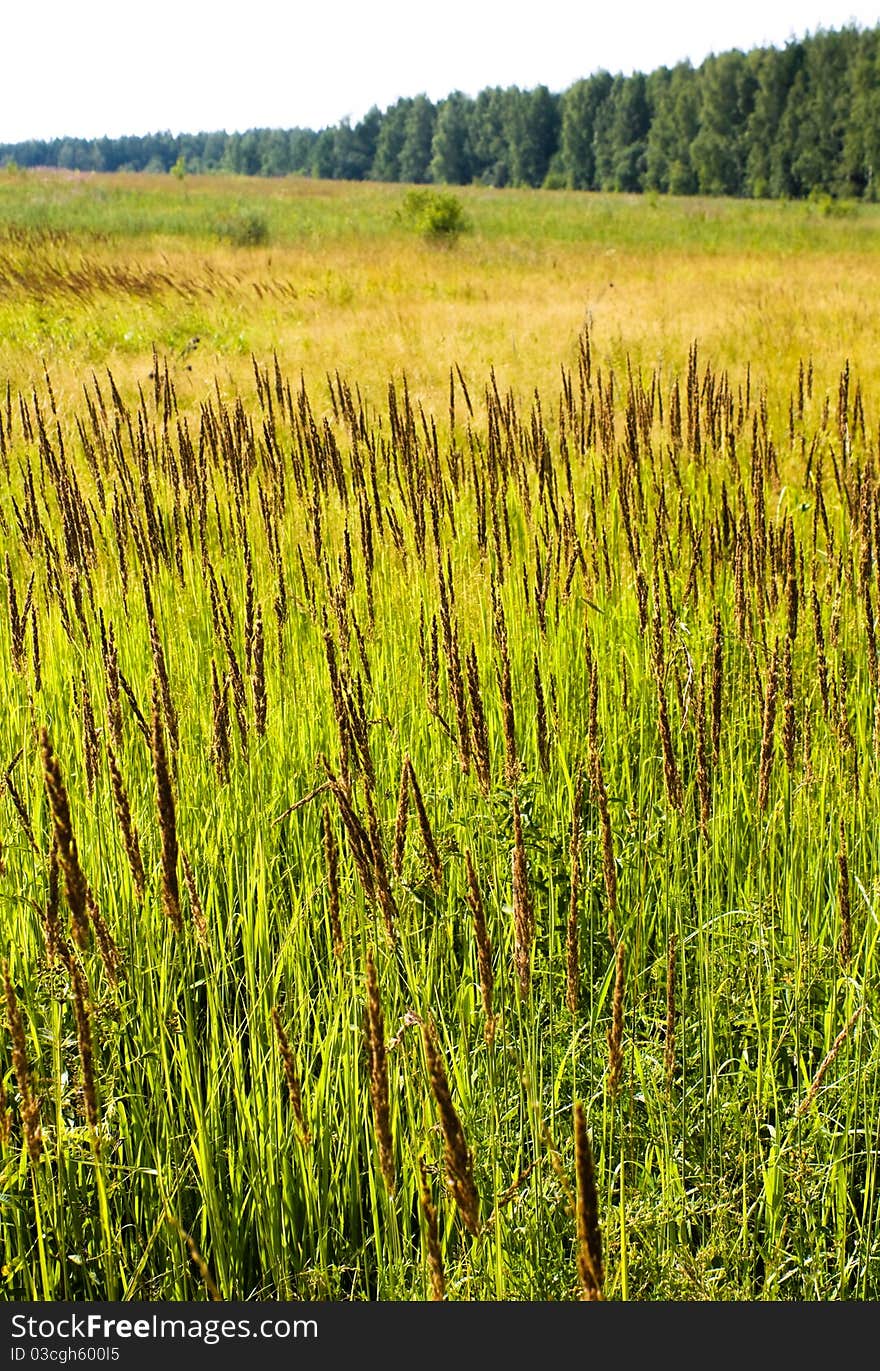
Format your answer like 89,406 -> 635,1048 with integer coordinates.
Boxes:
0,174 -> 878,1301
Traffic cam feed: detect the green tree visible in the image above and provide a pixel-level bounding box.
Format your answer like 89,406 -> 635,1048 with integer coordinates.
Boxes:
644,62 -> 700,194
399,95 -> 436,184
260,129 -> 291,176
200,132 -> 228,171
559,73 -> 613,188
289,129 -> 318,175
469,86 -> 513,186
225,130 -> 263,176
593,73 -> 650,191
309,128 -> 337,179
777,26 -> 861,197
330,119 -> 367,180
370,98 -> 412,181
498,85 -> 560,187
352,107 -> 383,178
843,26 -> 880,197
690,51 -> 757,195
430,92 -> 474,185
743,42 -> 803,197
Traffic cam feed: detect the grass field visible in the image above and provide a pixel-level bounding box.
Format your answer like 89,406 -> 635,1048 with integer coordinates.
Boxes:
1,170 -> 879,1301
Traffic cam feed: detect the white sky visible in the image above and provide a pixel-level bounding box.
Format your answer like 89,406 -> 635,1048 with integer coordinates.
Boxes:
2,1 -> 878,143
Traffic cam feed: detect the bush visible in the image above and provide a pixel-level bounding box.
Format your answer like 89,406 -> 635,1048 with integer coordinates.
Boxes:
399,189 -> 470,243
807,187 -> 858,218
216,209 -> 270,246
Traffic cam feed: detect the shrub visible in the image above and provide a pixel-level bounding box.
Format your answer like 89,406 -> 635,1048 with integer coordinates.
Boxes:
807,188 -> 858,218
216,209 -> 270,246
399,189 -> 470,244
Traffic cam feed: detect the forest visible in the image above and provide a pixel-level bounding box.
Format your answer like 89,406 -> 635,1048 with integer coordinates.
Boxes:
2,23 -> 879,199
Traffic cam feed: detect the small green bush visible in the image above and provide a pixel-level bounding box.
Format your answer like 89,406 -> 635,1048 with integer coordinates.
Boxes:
807,188 -> 858,218
216,208 -> 270,246
399,189 -> 470,243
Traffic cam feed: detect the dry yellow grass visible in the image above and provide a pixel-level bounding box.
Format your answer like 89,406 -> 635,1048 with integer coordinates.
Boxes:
2,173 -> 879,427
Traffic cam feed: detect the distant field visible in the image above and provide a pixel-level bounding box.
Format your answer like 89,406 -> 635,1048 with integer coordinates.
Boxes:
1,172 -> 879,1301
2,171 -> 880,418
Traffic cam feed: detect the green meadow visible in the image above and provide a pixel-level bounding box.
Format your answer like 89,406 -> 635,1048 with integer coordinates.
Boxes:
1,170 -> 879,1300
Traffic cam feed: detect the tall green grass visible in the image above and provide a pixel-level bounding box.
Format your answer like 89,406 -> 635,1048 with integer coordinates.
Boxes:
1,169 -> 879,253
0,315 -> 878,1301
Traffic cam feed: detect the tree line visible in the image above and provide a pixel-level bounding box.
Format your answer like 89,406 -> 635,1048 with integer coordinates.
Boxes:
3,24 -> 879,199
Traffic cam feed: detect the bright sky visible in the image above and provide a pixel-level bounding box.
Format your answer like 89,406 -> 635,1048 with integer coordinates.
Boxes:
2,0 -> 878,143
